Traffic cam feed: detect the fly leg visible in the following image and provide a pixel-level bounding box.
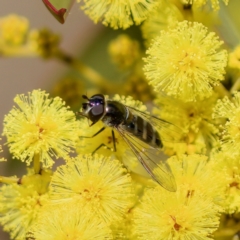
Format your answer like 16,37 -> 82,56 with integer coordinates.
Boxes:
80,127 -> 117,154
80,126 -> 106,138
92,130 -> 117,154
112,130 -> 116,152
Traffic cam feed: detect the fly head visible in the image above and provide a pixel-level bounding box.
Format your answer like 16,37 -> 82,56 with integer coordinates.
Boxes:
81,94 -> 106,125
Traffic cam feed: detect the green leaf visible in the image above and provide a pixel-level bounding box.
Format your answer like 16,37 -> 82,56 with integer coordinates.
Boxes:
42,0 -> 75,24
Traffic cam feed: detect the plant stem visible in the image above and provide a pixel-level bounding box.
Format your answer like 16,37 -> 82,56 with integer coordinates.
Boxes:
231,77 -> 240,93
56,51 -> 117,93
214,83 -> 231,98
0,176 -> 19,184
33,153 -> 41,174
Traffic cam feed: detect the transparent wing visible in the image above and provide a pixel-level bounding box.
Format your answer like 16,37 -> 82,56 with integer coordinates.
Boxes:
116,125 -> 177,192
126,105 -> 184,143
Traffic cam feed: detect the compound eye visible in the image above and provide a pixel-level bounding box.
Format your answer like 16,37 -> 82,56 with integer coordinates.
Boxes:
89,104 -> 104,122
91,104 -> 104,116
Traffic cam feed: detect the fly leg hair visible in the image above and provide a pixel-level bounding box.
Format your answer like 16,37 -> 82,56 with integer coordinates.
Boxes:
80,127 -> 117,154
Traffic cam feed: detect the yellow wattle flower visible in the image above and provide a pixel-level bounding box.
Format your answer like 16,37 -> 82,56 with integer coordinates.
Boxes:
49,154 -> 135,224
211,153 -> 240,214
77,0 -> 157,29
0,169 -> 52,240
133,185 -> 220,239
168,154 -> 226,208
144,20 -> 228,102
110,209 -> 135,239
213,92 -> 240,157
141,0 -> 183,46
193,0 -> 229,11
108,34 -> 140,70
0,139 -> 6,162
3,89 -> 78,168
30,203 -> 112,240
153,94 -> 220,154
0,14 -> 35,57
0,14 -> 29,46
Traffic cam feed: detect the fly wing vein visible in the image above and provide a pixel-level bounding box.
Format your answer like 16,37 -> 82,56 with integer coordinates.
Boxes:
116,126 -> 177,192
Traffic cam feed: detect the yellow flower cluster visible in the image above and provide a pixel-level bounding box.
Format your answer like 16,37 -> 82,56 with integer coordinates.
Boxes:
0,14 -> 29,46
133,154 -> 224,239
141,0 -> 183,46
194,0 -> 229,11
0,139 -> 6,162
3,90 -> 78,168
212,153 -> 240,214
153,93 -> 220,154
0,14 -> 61,58
1,0 -> 240,238
0,85 -> 234,240
50,154 -> 134,224
30,203 -> 113,240
144,21 -> 228,101
77,0 -> 157,29
0,169 -> 51,239
134,187 -> 220,240
213,92 -> 240,157
108,34 -> 140,69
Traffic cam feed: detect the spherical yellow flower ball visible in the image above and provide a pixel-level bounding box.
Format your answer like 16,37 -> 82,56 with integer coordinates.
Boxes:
144,21 -> 228,102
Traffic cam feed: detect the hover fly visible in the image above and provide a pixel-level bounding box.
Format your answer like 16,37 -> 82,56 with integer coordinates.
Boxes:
79,94 -> 178,192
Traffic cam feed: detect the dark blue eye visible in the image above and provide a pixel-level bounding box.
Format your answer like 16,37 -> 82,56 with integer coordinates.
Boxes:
89,94 -> 104,106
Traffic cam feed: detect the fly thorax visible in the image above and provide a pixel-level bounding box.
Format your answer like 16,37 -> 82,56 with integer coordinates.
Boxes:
101,101 -> 127,127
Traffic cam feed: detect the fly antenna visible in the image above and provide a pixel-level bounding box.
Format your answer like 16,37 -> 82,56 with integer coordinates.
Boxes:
82,94 -> 89,100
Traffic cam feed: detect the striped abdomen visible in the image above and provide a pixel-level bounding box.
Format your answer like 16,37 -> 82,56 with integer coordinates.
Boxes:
123,111 -> 163,148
